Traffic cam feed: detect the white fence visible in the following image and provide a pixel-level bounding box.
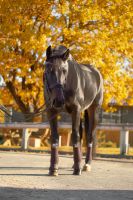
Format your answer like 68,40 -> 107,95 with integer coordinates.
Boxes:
0,122 -> 133,155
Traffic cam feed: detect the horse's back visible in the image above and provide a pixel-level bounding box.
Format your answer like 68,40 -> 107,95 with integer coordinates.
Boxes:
67,58 -> 103,109
80,63 -> 103,107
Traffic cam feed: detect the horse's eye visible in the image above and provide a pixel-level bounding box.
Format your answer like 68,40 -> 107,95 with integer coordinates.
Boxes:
47,70 -> 50,74
47,68 -> 53,74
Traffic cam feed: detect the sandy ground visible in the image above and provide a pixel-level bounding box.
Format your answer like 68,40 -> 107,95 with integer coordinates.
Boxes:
0,151 -> 133,200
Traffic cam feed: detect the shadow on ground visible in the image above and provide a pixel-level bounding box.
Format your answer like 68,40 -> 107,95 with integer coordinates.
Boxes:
0,187 -> 133,200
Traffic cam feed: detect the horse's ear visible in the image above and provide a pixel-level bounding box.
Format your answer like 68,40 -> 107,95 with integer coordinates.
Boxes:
46,45 -> 52,59
62,49 -> 69,61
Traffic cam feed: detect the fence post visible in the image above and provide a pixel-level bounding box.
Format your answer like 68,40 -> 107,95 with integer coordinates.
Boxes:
120,128 -> 129,155
21,128 -> 31,150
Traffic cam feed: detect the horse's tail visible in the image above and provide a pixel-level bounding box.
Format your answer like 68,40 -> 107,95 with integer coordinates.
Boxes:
79,110 -> 89,143
79,117 -> 83,142
84,110 -> 89,140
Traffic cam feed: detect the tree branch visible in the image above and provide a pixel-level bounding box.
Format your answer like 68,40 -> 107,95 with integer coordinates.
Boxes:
6,81 -> 30,113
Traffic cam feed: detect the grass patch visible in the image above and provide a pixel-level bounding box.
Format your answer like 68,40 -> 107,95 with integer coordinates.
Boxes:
97,148 -> 120,155
0,145 -> 21,149
97,147 -> 133,155
0,145 -> 133,156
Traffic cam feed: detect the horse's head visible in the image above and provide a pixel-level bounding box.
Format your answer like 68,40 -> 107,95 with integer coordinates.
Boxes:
44,45 -> 69,108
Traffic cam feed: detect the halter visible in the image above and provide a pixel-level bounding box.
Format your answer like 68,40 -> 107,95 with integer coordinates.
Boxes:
44,61 -> 65,108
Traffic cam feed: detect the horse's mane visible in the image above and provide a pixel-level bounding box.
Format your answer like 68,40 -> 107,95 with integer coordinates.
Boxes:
68,54 -> 93,73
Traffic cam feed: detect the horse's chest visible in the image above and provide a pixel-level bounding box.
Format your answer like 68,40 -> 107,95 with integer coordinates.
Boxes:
65,105 -> 73,113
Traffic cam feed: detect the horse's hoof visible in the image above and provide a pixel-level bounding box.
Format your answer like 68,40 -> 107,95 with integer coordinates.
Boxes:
73,169 -> 82,176
49,169 -> 58,176
82,164 -> 91,172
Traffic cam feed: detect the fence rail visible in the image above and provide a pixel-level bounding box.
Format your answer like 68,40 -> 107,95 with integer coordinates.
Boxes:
0,122 -> 133,130
0,122 -> 133,155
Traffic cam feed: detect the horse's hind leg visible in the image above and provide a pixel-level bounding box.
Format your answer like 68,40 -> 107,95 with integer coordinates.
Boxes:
48,110 -> 59,176
83,104 -> 98,172
79,117 -> 83,159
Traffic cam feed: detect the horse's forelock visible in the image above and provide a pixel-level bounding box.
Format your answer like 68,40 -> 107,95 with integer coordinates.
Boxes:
50,45 -> 68,58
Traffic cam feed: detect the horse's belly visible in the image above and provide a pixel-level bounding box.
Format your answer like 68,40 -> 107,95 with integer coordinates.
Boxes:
79,87 -> 97,111
81,96 -> 96,111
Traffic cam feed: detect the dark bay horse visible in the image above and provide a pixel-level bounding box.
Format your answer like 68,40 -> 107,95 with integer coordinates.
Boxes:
43,45 -> 103,176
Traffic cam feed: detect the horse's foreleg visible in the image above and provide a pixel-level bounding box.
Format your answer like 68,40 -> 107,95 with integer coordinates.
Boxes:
71,109 -> 82,175
48,111 -> 59,176
83,105 -> 98,172
49,145 -> 59,176
72,118 -> 83,170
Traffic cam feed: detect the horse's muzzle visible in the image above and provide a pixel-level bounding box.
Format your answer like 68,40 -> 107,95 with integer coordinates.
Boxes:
52,84 -> 65,108
53,98 -> 65,108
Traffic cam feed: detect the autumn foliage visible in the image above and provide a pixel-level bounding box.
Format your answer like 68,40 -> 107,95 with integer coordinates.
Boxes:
0,0 -> 132,116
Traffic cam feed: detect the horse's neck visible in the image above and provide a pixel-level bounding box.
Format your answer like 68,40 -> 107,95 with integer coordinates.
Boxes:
66,59 -> 80,91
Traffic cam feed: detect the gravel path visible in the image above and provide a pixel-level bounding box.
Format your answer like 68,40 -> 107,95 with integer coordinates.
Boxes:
0,151 -> 133,200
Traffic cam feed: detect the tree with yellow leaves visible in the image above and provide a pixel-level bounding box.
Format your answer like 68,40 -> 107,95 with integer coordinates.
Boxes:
0,0 -> 132,120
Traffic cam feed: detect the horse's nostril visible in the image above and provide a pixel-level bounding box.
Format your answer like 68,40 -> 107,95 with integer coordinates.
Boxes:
53,99 -> 64,108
